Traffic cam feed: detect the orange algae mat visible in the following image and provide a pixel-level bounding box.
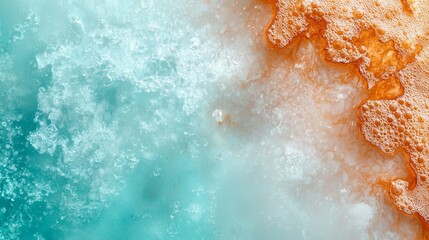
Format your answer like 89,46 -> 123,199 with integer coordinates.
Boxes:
264,0 -> 429,227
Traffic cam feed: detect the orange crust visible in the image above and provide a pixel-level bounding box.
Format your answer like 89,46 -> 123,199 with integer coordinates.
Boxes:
262,0 -> 429,237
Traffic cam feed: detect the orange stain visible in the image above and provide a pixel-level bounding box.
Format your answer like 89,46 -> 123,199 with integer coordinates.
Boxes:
262,0 -> 429,237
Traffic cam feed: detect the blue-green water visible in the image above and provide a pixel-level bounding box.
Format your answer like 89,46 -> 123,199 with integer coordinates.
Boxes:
0,0 -> 412,239
0,1 -> 275,239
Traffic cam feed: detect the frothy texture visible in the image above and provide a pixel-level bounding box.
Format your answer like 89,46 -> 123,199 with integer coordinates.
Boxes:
265,0 -> 429,227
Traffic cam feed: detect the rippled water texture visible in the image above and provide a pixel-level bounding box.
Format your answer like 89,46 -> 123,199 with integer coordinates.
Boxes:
0,0 -> 425,239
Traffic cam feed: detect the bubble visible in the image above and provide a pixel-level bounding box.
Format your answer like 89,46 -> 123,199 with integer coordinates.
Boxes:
404,112 -> 413,119
389,103 -> 398,111
212,109 -> 224,124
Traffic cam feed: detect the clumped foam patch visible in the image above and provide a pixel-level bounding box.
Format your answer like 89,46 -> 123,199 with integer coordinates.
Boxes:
265,0 -> 429,228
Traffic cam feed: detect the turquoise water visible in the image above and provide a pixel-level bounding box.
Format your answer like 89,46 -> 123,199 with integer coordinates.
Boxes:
0,1 -> 217,239
0,1 -> 273,239
0,0 -> 411,239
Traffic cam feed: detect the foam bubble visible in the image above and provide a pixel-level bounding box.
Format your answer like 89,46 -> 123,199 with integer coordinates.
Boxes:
266,0 -> 429,230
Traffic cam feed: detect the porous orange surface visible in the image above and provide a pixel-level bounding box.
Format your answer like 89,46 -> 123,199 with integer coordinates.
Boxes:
264,0 -> 429,229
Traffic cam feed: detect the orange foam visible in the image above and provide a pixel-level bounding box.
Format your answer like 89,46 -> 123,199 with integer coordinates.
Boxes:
263,0 -> 429,233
